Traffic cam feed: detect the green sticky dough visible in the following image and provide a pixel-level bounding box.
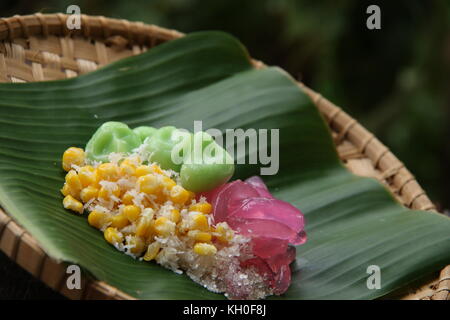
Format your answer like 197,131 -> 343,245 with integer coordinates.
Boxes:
180,162 -> 234,192
86,121 -> 235,192
133,126 -> 157,143
179,131 -> 235,192
145,127 -> 235,192
85,121 -> 141,163
180,146 -> 234,192
145,126 -> 189,172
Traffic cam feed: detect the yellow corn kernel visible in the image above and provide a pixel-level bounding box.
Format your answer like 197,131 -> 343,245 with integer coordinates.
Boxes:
189,202 -> 212,215
169,185 -> 190,205
110,214 -> 130,229
104,227 -> 123,245
126,235 -> 146,255
61,183 -> 70,196
187,191 -> 196,201
63,195 -> 83,214
80,186 -> 99,203
135,165 -> 152,177
136,217 -> 154,238
140,197 -> 154,209
143,241 -> 161,261
62,147 -> 85,172
154,216 -> 175,237
187,230 -> 212,243
119,159 -> 136,176
123,205 -> 141,222
98,187 -> 108,200
120,158 -> 138,167
135,208 -> 155,238
161,176 -> 176,191
88,210 -> 111,229
213,223 -> 234,243
191,214 -> 209,231
149,163 -> 164,175
121,191 -> 134,205
176,219 -> 189,235
78,166 -> 97,187
98,184 -> 121,201
193,243 -> 217,256
61,183 -> 80,199
97,163 -> 119,181
169,209 -> 181,223
137,174 -> 160,194
65,170 -> 82,191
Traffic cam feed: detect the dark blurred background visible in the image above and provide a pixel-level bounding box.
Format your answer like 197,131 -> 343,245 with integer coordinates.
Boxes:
0,0 -> 449,298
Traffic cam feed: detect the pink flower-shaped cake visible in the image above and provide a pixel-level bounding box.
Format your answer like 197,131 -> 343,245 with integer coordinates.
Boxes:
204,176 -> 307,296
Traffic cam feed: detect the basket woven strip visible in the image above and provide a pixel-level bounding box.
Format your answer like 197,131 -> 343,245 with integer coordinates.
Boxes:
0,13 -> 447,300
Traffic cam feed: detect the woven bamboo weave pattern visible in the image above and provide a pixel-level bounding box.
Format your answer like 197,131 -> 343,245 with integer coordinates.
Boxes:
0,13 -> 447,300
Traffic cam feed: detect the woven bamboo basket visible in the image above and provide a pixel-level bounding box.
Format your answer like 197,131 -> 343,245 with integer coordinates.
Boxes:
0,13 -> 448,300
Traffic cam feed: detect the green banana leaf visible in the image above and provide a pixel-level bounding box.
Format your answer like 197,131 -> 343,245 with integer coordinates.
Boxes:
0,32 -> 449,300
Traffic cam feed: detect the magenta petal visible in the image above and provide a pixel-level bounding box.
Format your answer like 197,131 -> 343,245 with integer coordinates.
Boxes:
207,176 -> 306,295
237,198 -> 303,230
245,176 -> 273,198
241,257 -> 272,277
198,182 -> 228,203
207,181 -> 235,223
225,182 -> 261,214
208,180 -> 260,223
251,237 -> 289,259
265,246 -> 296,274
228,218 -> 302,243
271,264 -> 291,295
241,246 -> 295,295
292,230 -> 308,246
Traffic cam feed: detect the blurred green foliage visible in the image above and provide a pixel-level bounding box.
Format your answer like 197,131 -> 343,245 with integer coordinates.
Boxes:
1,0 -> 449,208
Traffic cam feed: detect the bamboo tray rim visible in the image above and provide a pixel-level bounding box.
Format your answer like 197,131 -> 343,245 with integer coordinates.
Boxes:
0,13 -> 448,300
